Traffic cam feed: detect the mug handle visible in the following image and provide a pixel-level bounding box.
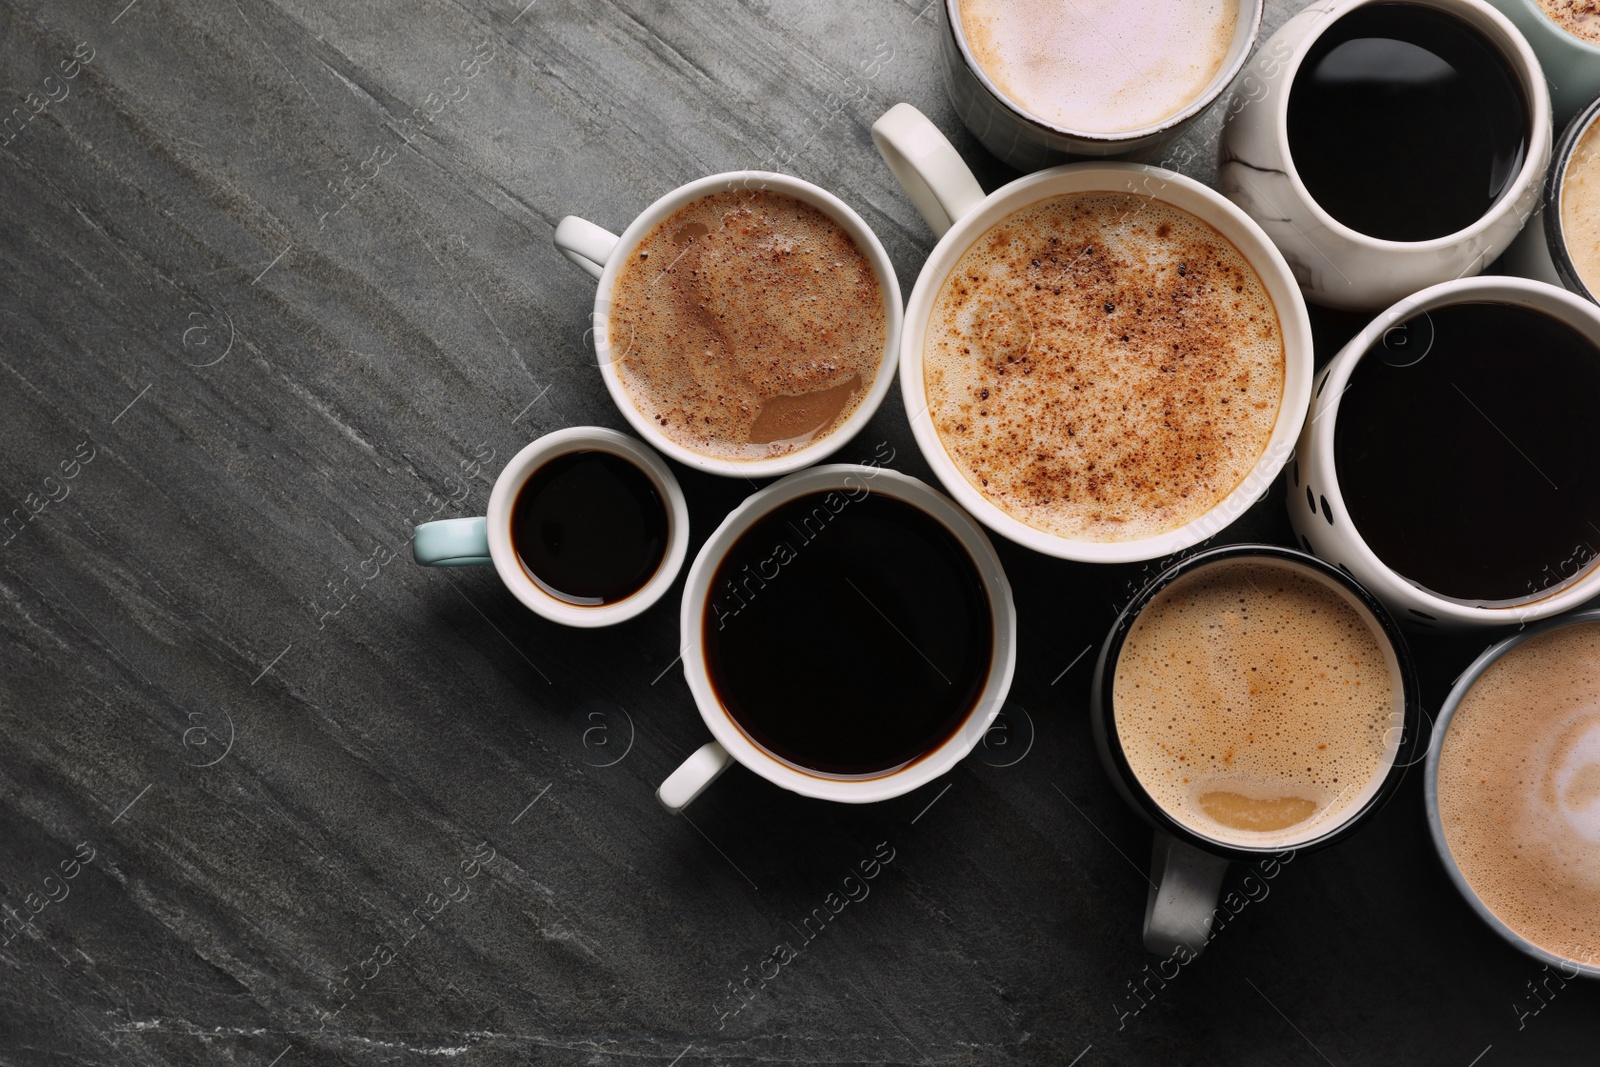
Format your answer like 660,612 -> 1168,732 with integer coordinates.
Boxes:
412,517 -> 492,567
554,216 -> 620,280
1144,830 -> 1229,957
657,741 -> 734,813
871,103 -> 987,238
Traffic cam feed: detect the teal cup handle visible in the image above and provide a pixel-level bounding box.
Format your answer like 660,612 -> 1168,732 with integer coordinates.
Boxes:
412,516 -> 492,567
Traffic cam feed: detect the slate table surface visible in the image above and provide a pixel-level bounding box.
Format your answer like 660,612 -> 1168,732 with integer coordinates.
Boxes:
2,0 -> 1596,1063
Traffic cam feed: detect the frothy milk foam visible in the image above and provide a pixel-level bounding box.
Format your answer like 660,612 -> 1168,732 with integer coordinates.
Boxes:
1438,621 -> 1600,966
1561,115 -> 1600,299
1535,0 -> 1600,45
958,0 -> 1240,133
1114,559 -> 1400,848
924,192 -> 1284,543
609,190 -> 887,462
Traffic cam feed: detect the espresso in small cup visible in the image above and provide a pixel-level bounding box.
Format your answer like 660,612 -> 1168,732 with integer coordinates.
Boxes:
704,489 -> 991,777
1288,3 -> 1530,242
412,427 -> 689,628
511,451 -> 668,606
1332,301 -> 1600,606
608,190 -> 888,462
956,0 -> 1240,134
1113,558 -> 1399,844
924,192 -> 1286,543
1435,617 -> 1600,968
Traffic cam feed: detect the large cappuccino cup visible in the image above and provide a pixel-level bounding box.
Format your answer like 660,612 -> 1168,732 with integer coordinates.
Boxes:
871,103 -> 1312,565
1092,545 -> 1421,957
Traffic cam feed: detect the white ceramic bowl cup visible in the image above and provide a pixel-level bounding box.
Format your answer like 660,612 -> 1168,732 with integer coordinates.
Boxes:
553,173 -> 903,479
1289,276 -> 1600,630
655,464 -> 1017,812
870,103 -> 1313,564
1218,0 -> 1552,311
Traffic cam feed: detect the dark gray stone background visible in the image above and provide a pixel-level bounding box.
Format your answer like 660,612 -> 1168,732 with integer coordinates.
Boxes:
1,0 -> 1595,1063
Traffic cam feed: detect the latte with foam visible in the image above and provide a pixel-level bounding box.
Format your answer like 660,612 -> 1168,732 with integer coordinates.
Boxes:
924,192 -> 1284,543
609,190 -> 887,462
957,0 -> 1239,133
1113,559 -> 1399,847
1561,113 -> 1600,298
1437,621 -> 1600,966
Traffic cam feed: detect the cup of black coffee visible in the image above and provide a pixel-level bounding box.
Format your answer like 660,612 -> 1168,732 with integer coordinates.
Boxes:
1219,0 -> 1552,310
412,427 -> 689,628
656,464 -> 1016,811
1291,276 -> 1600,629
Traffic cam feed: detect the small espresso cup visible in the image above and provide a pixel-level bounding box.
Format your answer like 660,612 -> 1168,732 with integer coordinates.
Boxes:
1290,276 -> 1600,630
1091,544 -> 1421,957
411,427 -> 689,628
936,0 -> 1264,168
870,102 -> 1313,564
553,173 -> 903,479
655,463 -> 1016,812
1505,92 -> 1600,301
1425,609 -> 1600,978
1484,0 -> 1600,126
1218,0 -> 1552,310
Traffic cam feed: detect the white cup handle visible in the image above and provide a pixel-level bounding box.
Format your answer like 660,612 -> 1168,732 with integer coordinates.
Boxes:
1143,830 -> 1229,957
656,741 -> 734,813
554,215 -> 620,280
871,103 -> 987,239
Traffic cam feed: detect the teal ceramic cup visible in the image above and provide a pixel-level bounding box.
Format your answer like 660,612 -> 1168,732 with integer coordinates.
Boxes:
411,426 -> 690,628
1484,0 -> 1600,127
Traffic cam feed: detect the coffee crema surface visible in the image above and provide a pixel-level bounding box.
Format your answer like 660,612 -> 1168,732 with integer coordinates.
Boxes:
924,192 -> 1284,543
958,0 -> 1238,133
1114,560 -> 1396,845
1438,621 -> 1600,966
1536,0 -> 1600,44
1561,115 -> 1600,297
609,190 -> 887,462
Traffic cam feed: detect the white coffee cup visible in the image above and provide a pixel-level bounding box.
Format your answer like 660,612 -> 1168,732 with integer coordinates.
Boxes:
411,426 -> 689,628
1289,276 -> 1600,630
655,464 -> 1016,812
553,173 -> 903,480
869,102 -> 1313,565
1218,0 -> 1552,311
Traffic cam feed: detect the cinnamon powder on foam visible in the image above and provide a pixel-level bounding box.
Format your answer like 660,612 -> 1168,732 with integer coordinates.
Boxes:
924,192 -> 1285,543
609,190 -> 887,462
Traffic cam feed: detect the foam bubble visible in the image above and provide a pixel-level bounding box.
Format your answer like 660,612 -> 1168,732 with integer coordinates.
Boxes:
1439,621 -> 1600,965
958,0 -> 1238,133
1113,560 -> 1398,848
924,192 -> 1285,543
610,190 -> 887,462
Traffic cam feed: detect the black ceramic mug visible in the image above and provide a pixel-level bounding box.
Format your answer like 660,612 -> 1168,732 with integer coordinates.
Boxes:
1091,544 -> 1422,956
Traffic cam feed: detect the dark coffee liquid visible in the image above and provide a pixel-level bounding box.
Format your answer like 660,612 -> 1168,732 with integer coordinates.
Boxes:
704,491 -> 992,776
1288,3 -> 1527,242
1334,303 -> 1600,605
510,451 -> 668,605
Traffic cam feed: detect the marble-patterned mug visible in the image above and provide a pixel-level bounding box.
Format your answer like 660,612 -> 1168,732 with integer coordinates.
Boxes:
1218,0 -> 1552,310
